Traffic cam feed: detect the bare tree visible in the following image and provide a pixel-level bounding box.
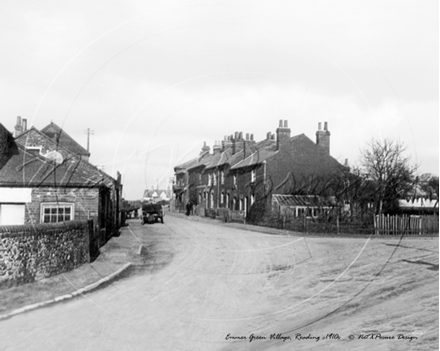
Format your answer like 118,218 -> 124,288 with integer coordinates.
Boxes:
360,139 -> 417,215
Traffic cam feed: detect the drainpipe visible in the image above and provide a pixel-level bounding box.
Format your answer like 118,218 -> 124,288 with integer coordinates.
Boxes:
217,168 -> 220,209
263,160 -> 267,182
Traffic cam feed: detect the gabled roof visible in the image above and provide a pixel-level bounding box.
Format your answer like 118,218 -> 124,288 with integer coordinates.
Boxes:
174,151 -> 211,173
186,152 -> 214,172
41,122 -> 90,158
143,189 -> 169,198
273,194 -> 337,207
230,137 -> 280,170
231,148 -> 278,169
230,133 -> 344,171
0,143 -> 110,188
205,148 -> 233,169
15,126 -> 115,188
16,127 -> 73,160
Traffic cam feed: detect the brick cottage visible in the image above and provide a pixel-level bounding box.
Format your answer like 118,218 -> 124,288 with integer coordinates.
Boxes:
0,120 -> 122,246
173,120 -> 348,221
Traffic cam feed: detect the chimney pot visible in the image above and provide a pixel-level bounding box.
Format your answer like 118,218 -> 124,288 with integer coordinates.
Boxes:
318,122 -> 322,130
246,133 -> 249,140
16,116 -> 22,125
250,134 -> 254,141
239,132 -> 243,139
279,120 -> 283,127
22,119 -> 27,132
284,120 -> 288,128
235,132 -> 239,140
324,121 -> 328,131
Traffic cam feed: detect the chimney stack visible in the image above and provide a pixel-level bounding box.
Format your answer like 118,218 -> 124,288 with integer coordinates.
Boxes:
222,136 -> 233,151
213,140 -> 222,155
14,116 -> 23,137
242,131 -> 256,159
316,121 -> 331,154
276,119 -> 291,150
232,131 -> 245,155
22,119 -> 27,132
200,141 -> 210,155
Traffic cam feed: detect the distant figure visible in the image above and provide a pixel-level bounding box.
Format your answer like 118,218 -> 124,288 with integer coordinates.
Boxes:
186,201 -> 191,216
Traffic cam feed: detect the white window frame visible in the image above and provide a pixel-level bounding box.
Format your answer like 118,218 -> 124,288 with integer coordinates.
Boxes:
220,171 -> 225,185
208,173 -> 212,186
251,169 -> 256,182
233,174 -> 237,185
40,203 -> 74,223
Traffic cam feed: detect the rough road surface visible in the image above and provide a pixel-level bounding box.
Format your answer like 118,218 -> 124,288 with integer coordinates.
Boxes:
0,212 -> 438,351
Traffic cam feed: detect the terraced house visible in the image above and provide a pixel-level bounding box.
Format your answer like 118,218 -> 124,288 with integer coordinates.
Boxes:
173,120 -> 348,221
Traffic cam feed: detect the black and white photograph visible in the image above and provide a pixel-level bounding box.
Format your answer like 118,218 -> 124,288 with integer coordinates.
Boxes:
0,1 -> 438,350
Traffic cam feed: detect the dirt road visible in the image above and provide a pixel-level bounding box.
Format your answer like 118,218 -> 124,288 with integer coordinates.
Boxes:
0,213 -> 437,350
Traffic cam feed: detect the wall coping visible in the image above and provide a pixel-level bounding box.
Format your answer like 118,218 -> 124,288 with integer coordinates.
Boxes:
0,220 -> 89,238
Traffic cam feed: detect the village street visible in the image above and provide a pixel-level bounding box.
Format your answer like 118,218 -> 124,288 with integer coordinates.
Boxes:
0,213 -> 438,351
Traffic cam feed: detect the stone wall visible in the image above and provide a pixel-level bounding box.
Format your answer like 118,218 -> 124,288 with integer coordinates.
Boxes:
0,220 -> 90,289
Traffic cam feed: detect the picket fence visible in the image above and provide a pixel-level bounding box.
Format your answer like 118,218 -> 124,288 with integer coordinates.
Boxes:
374,214 -> 438,235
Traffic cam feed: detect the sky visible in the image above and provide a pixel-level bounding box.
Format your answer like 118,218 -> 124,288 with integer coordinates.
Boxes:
0,0 -> 438,200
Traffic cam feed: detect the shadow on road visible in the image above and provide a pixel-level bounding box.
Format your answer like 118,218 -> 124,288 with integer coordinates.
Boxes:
401,259 -> 439,271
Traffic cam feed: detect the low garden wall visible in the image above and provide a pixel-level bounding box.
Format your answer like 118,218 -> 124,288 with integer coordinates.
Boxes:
0,220 -> 90,289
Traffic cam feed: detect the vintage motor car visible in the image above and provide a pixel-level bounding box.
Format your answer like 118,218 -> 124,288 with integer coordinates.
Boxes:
141,202 -> 164,224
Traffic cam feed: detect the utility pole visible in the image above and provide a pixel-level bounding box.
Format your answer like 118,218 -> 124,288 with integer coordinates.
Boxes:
84,128 -> 94,152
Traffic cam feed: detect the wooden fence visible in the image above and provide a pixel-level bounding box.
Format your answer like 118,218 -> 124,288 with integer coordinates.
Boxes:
374,214 -> 439,235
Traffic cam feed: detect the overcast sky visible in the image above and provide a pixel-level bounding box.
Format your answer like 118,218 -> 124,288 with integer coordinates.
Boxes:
1,0 -> 438,200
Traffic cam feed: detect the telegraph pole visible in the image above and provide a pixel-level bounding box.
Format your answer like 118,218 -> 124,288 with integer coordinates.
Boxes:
84,128 -> 94,152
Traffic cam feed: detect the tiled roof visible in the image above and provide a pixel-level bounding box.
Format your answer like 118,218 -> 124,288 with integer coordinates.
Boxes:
273,194 -> 337,207
231,148 -> 278,169
16,127 -> 74,160
0,143 -> 109,188
15,126 -> 115,187
186,152 -> 214,171
40,122 -> 90,157
175,151 -> 211,172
